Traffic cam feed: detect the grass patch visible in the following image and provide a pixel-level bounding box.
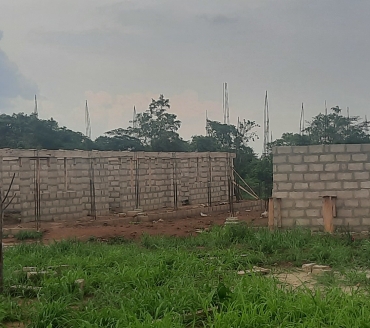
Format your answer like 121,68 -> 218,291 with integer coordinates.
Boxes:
14,230 -> 43,241
1,225 -> 370,326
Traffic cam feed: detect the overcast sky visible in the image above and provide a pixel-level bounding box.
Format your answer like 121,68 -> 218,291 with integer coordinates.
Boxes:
1,0 -> 369,154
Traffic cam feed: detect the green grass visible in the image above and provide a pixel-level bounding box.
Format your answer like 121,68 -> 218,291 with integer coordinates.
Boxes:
2,225 -> 370,327
14,230 -> 43,241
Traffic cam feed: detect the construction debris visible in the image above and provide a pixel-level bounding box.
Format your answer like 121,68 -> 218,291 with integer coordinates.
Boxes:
75,278 -> 85,291
224,217 -> 239,225
200,212 -> 208,217
238,266 -> 270,275
302,263 -> 331,274
312,265 -> 331,275
10,285 -> 41,293
302,263 -> 316,272
27,271 -> 57,280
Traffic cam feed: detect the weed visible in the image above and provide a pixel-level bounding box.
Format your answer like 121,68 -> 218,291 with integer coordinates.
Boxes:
2,226 -> 370,326
15,230 -> 43,241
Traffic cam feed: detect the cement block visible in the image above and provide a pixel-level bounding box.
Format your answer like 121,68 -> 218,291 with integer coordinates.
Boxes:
273,191 -> 289,198
302,263 -> 316,272
308,145 -> 325,153
278,183 -> 293,191
353,189 -> 370,198
277,164 -> 293,173
337,172 -> 353,180
277,147 -> 292,154
312,265 -> 331,275
346,144 -> 361,152
293,182 -> 309,190
360,181 -> 370,189
329,144 -> 346,152
295,200 -> 310,208
354,172 -> 370,180
293,164 -> 309,172
295,218 -> 311,226
308,182 -> 325,190
354,208 -> 370,216
275,173 -> 288,182
361,218 -> 370,226
352,153 -> 368,162
306,209 -> 320,217
344,218 -> 361,226
303,155 -> 319,163
326,182 -> 342,190
336,154 -> 351,162
336,190 -> 354,199
320,154 -> 335,162
319,173 -> 337,183
289,155 -> 303,164
303,191 -> 320,199
348,163 -> 364,171
289,173 -> 304,181
324,163 -> 340,172
304,173 -> 319,181
273,155 -> 287,164
344,199 -> 359,207
282,218 -> 296,227
308,164 -> 324,172
290,209 -> 305,217
288,191 -> 305,199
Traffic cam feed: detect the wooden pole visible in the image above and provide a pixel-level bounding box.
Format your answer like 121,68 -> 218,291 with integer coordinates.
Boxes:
268,197 -> 274,230
322,196 -> 334,233
276,198 -> 282,228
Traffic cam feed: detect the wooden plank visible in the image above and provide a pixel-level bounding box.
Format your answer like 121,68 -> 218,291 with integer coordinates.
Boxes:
322,196 -> 334,233
331,196 -> 337,218
268,197 -> 274,231
276,198 -> 282,228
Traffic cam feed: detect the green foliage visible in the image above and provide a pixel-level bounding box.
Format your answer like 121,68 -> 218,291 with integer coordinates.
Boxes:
190,135 -> 220,152
273,106 -> 370,146
124,95 -> 187,151
14,230 -> 43,241
94,130 -> 144,151
205,119 -> 258,151
3,228 -> 370,326
0,113 -> 91,150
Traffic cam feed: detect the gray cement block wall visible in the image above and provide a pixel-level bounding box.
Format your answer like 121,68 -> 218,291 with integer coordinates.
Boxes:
272,144 -> 370,231
0,149 -> 234,222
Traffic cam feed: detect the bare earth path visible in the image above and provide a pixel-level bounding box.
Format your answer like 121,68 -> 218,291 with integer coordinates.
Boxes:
3,209 -> 267,244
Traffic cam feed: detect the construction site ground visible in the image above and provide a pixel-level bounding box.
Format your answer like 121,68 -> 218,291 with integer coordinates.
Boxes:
3,207 -> 267,245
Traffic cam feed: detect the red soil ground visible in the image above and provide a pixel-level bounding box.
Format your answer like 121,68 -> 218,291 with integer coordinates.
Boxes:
3,208 -> 267,244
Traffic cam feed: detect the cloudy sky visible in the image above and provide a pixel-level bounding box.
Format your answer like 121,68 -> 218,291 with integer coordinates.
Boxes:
1,0 -> 369,153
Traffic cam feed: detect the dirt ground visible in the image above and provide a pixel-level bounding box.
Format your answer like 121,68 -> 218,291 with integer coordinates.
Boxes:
3,208 -> 267,244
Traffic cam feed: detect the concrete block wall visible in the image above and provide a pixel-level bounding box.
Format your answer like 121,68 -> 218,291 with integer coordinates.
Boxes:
272,144 -> 370,231
0,149 -> 234,222
107,152 -> 231,212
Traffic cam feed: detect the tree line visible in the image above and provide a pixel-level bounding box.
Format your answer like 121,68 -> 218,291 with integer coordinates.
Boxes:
0,95 -> 369,199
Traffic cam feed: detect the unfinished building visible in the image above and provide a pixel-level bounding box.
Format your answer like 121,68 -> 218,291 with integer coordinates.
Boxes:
272,144 -> 370,231
0,149 -> 238,222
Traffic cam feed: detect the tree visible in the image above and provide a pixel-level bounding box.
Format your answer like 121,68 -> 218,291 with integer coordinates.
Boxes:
205,119 -> 258,151
94,128 -> 144,151
271,132 -> 311,147
0,113 -> 90,150
306,106 -> 370,144
125,95 -> 186,151
272,107 -> 370,147
190,136 -> 220,152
